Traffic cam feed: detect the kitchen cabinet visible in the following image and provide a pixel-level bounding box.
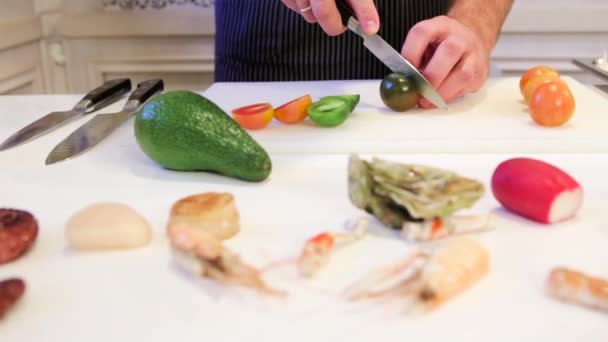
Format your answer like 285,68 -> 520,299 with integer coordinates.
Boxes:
0,7 -> 45,95
53,10 -> 216,93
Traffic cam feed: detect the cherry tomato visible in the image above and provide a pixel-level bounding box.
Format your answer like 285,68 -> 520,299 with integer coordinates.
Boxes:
520,66 -> 559,94
231,103 -> 274,130
380,72 -> 420,112
529,81 -> 575,127
522,74 -> 566,104
274,95 -> 312,124
307,97 -> 354,127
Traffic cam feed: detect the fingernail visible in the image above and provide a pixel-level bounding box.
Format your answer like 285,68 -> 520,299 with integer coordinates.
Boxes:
365,20 -> 379,34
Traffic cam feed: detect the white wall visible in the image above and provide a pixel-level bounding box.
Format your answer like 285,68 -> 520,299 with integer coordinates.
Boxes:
0,0 -> 35,20
493,0 -> 608,84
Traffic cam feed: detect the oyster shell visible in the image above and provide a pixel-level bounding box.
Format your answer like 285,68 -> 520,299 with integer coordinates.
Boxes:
348,155 -> 485,229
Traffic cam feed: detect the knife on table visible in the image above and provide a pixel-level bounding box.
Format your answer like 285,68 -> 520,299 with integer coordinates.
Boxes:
0,78 -> 132,151
335,0 -> 448,109
45,79 -> 165,165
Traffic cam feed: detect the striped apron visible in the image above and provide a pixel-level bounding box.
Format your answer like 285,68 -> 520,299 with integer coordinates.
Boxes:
214,0 -> 452,82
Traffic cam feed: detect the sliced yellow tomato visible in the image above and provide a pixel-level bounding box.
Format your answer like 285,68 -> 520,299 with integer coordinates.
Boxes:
231,103 -> 274,130
274,95 -> 312,124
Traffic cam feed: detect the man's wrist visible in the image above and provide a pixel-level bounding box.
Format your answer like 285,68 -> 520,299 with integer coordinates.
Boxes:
447,0 -> 514,53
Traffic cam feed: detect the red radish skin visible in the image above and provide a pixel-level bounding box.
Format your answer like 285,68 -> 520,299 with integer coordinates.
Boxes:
491,158 -> 583,224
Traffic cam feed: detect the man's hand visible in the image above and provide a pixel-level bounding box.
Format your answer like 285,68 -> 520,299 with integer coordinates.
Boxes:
281,0 -> 379,35
401,15 -> 490,109
403,0 -> 513,109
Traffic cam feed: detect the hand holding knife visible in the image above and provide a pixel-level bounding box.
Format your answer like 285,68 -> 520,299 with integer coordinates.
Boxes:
45,79 -> 164,165
335,0 -> 448,110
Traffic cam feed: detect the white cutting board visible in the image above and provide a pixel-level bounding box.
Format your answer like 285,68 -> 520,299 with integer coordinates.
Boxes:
204,77 -> 608,154
0,142 -> 607,341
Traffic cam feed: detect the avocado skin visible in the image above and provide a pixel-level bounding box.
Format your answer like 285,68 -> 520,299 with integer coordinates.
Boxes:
134,90 -> 272,182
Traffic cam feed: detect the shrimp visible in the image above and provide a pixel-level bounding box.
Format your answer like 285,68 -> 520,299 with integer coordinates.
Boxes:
546,267 -> 608,313
343,237 -> 489,312
401,215 -> 494,242
169,223 -> 286,297
297,218 -> 368,278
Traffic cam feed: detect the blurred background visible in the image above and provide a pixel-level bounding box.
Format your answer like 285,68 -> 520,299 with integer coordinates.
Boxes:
0,0 -> 606,95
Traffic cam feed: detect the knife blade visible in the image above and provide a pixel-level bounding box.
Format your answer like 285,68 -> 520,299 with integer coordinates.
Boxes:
45,79 -> 165,165
335,0 -> 448,109
0,78 -> 132,151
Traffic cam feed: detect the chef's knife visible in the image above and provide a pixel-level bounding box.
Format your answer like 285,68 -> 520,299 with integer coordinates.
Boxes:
0,79 -> 132,151
45,79 -> 164,165
335,0 -> 448,109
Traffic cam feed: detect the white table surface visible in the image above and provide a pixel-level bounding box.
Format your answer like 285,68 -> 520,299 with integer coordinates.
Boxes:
1,79 -> 607,341
1,132 -> 607,341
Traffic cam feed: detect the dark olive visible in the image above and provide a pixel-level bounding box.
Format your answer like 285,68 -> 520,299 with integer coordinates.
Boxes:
379,72 -> 420,112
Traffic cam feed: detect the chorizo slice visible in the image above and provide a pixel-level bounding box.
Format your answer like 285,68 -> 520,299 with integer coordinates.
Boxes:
0,209 -> 38,265
0,278 -> 25,320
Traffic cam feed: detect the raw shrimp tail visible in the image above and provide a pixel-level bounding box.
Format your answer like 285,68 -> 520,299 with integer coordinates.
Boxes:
297,217 -> 370,278
222,271 -> 288,297
401,214 -> 495,241
416,238 -> 490,309
169,229 -> 286,297
333,217 -> 369,248
208,259 -> 287,297
348,268 -> 424,302
546,267 -> 608,313
344,237 -> 490,313
343,251 -> 427,301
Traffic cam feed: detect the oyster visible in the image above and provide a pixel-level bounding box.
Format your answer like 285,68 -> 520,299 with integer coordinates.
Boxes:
348,155 -> 485,230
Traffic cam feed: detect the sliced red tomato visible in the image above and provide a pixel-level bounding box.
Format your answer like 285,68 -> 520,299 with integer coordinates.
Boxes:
231,103 -> 274,130
274,95 -> 312,124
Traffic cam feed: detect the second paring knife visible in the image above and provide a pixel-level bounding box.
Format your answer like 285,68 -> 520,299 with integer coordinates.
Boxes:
0,78 -> 132,151
45,79 -> 165,165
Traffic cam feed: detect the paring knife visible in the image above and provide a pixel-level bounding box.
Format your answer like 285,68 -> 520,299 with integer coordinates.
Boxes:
45,79 -> 165,165
0,78 -> 132,151
335,0 -> 448,109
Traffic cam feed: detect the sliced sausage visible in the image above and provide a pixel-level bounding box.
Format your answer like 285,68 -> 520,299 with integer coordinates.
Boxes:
0,209 -> 39,264
0,278 -> 25,320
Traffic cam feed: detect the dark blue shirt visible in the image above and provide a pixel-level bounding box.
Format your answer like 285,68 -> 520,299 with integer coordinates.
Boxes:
214,0 -> 451,81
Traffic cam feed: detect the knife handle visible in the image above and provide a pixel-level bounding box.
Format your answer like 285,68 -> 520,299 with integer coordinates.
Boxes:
80,78 -> 132,112
128,79 -> 165,105
336,0 -> 356,27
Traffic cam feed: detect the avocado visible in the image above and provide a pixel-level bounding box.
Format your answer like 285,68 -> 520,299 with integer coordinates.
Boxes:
134,90 -> 272,182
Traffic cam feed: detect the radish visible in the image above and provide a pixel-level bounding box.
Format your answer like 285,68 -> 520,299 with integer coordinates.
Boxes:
491,158 -> 583,224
